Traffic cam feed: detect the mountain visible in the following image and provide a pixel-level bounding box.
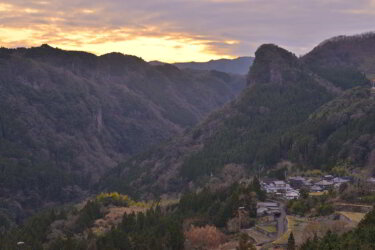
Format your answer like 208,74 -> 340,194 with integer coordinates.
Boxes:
0,44 -> 245,224
282,86 -> 375,170
102,33 -> 375,198
170,57 -> 254,75
302,33 -> 375,89
101,44 -> 339,197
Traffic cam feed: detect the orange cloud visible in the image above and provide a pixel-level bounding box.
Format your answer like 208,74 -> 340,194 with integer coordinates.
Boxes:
0,23 -> 238,62
1,0 -> 374,62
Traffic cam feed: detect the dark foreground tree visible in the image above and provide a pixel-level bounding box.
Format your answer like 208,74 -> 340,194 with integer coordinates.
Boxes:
287,232 -> 296,250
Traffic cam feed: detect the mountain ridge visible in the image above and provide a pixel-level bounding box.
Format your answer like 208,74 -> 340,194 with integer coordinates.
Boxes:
150,56 -> 254,75
102,33 -> 375,199
0,44 -> 246,223
101,43 -> 338,197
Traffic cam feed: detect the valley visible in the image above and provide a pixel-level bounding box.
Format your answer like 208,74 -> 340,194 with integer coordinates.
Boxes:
0,45 -> 245,225
2,32 -> 375,250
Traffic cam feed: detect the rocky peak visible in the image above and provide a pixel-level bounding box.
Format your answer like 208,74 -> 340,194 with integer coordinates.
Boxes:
247,44 -> 301,85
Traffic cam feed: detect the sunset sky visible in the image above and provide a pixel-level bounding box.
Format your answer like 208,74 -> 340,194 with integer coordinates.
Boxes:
0,0 -> 374,62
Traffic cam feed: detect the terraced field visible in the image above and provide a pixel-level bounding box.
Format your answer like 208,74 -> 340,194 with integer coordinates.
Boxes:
338,211 -> 367,223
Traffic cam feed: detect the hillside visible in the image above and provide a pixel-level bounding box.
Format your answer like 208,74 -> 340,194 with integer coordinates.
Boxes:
282,86 -> 375,170
101,44 -> 340,197
171,57 -> 254,75
102,33 -> 375,199
300,208 -> 375,249
0,182 -> 263,250
302,33 -> 374,89
0,45 -> 245,223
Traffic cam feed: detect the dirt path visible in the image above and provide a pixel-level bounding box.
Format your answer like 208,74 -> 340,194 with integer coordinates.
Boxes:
276,201 -> 287,238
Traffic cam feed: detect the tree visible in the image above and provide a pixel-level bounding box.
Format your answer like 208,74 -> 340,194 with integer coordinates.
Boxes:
251,177 -> 261,193
300,188 -> 309,199
339,182 -> 348,193
237,233 -> 256,250
185,225 -> 226,249
287,232 -> 296,250
251,177 -> 266,201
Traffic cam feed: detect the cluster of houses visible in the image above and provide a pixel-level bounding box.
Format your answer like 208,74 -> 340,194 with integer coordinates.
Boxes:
260,175 -> 352,200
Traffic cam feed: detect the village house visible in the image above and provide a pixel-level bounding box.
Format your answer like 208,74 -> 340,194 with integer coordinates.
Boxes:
332,177 -> 350,188
323,175 -> 334,180
274,180 -> 286,188
310,185 -> 323,192
285,190 -> 300,200
257,202 -> 281,217
261,180 -> 291,194
316,179 -> 334,189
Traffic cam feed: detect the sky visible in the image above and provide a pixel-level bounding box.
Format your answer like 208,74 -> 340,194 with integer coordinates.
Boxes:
0,0 -> 374,63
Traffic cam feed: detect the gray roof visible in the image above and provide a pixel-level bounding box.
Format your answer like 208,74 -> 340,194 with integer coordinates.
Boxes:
257,202 -> 278,208
274,181 -> 286,185
289,176 -> 306,181
311,185 -> 323,191
333,177 -> 350,183
257,207 -> 268,214
316,180 -> 334,186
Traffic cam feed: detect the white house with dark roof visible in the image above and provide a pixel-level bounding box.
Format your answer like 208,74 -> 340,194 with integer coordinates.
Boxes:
316,180 -> 334,188
285,190 -> 300,200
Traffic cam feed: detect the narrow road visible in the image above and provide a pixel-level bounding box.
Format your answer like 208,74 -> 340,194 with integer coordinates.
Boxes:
276,202 -> 287,238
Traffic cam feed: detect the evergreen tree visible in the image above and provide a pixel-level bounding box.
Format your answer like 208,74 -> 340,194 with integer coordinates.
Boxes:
287,232 -> 296,250
300,187 -> 309,199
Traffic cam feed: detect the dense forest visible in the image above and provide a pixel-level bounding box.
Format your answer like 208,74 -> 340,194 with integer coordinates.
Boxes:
0,44 -> 245,224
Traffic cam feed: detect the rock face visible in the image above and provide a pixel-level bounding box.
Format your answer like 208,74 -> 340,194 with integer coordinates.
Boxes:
247,44 -> 301,85
102,33 -> 375,199
0,45 -> 246,223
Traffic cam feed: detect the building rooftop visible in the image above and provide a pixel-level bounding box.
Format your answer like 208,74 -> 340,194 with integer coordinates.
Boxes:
311,185 -> 323,191
332,177 -> 350,183
274,181 -> 286,185
316,180 -> 334,186
289,176 -> 306,181
257,202 -> 278,208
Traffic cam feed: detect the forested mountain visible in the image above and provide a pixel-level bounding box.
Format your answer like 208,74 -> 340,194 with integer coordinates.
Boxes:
151,57 -> 254,75
302,33 -> 375,89
102,33 -> 374,198
0,44 -> 245,224
282,87 -> 375,170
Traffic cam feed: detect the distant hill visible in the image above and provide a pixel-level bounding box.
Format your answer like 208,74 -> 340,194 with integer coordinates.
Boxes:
150,57 -> 254,75
0,44 -> 245,223
102,33 -> 374,198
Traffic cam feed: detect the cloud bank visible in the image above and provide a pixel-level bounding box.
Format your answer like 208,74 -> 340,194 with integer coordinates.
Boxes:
0,0 -> 374,62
